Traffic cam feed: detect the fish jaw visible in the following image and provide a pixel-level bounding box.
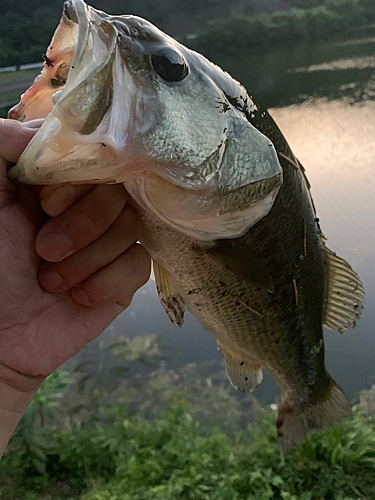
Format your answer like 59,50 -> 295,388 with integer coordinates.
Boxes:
8,0 -> 160,185
125,171 -> 282,241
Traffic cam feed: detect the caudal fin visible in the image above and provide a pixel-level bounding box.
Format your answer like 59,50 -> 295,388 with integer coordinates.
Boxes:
277,377 -> 352,454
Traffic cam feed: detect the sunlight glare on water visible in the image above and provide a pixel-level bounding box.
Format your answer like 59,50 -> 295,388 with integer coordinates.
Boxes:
271,99 -> 375,255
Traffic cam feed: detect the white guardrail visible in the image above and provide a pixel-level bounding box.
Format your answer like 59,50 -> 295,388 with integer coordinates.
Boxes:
0,62 -> 43,73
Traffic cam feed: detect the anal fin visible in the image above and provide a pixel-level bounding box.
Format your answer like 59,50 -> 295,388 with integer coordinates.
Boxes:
153,260 -> 186,328
219,344 -> 263,393
323,247 -> 365,334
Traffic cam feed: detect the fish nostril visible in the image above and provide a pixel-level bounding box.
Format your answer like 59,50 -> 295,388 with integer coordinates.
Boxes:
63,1 -> 78,23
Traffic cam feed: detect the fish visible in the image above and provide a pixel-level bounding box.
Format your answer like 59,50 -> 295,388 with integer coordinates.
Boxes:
8,0 -> 365,453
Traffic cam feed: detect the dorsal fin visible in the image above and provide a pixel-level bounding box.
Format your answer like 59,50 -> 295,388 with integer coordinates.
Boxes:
207,239 -> 274,293
323,247 -> 365,334
153,260 -> 186,327
219,344 -> 263,393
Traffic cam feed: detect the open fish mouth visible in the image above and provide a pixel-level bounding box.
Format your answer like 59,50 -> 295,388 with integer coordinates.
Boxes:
8,0 -> 151,186
8,0 -> 283,241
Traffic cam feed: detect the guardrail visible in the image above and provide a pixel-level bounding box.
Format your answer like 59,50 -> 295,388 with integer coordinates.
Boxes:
0,62 -> 43,74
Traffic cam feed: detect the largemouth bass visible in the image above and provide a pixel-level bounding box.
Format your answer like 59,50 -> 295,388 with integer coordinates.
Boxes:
8,0 -> 364,452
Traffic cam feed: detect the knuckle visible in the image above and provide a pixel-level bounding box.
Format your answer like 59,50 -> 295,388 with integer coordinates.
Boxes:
85,278 -> 113,304
73,203 -> 105,236
76,243 -> 151,307
72,185 -> 127,237
67,259 -> 95,285
40,185 -> 94,217
119,207 -> 142,240
116,297 -> 133,308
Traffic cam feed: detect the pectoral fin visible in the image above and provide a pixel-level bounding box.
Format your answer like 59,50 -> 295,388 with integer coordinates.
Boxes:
207,239 -> 274,293
219,344 -> 263,392
153,261 -> 186,328
323,247 -> 365,334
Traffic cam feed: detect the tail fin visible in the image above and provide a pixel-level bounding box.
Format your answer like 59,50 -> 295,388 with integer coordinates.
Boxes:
277,377 -> 352,454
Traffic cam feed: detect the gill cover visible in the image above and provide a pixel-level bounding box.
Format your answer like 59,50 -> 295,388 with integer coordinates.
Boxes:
9,0 -> 282,241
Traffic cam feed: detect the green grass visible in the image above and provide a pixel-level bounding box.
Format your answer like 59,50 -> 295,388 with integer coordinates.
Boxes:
0,69 -> 39,117
0,91 -> 23,105
0,68 -> 39,84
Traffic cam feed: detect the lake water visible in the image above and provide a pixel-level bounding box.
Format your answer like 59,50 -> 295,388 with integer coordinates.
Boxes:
106,30 -> 375,405
4,30 -> 375,405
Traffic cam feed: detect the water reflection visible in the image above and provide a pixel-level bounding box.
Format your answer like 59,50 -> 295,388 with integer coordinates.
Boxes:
271,99 -> 375,401
109,99 -> 374,405
291,55 -> 375,72
214,29 -> 375,107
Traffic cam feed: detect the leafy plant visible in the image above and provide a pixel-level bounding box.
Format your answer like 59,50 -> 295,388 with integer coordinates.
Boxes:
2,344 -> 375,500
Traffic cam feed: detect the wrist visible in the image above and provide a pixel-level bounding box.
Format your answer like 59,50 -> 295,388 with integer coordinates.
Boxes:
0,376 -> 43,458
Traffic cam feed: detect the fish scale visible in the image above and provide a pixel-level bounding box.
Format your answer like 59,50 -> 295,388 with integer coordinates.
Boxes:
136,151 -> 324,402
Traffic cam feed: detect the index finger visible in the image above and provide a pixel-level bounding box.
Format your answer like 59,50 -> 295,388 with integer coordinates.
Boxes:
40,184 -> 95,217
0,118 -> 39,164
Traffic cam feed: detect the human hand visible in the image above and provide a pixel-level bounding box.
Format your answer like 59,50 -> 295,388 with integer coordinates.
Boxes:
0,118 -> 150,454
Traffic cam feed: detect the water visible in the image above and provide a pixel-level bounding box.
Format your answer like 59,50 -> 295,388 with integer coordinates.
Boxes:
4,30 -> 375,405
107,31 -> 375,405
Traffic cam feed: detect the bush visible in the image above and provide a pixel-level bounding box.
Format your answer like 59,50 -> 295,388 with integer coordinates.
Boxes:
4,402 -> 374,499
184,0 -> 375,59
2,356 -> 375,499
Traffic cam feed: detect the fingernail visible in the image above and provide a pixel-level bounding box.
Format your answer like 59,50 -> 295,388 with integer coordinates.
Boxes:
41,185 -> 77,217
39,269 -> 64,292
71,287 -> 92,307
36,233 -> 73,262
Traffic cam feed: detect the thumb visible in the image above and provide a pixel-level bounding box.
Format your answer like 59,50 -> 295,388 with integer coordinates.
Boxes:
0,118 -> 41,165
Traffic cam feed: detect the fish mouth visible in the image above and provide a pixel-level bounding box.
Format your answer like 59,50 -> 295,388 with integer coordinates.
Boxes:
8,0 -> 283,241
8,0 -> 154,185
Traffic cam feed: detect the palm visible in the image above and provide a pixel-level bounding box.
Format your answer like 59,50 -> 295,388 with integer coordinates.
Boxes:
0,179 -> 120,378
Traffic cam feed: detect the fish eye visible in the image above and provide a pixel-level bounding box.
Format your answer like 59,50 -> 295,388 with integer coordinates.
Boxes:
150,47 -> 189,83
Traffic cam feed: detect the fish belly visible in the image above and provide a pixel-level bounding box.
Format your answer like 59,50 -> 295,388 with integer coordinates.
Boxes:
136,201 -> 326,403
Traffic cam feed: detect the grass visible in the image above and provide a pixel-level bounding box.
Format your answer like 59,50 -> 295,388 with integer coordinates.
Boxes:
0,68 -> 40,117
0,68 -> 39,84
0,91 -> 23,105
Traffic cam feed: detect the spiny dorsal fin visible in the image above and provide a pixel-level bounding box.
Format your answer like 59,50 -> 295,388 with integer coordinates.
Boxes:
153,260 -> 186,328
207,240 -> 274,293
323,247 -> 365,334
219,343 -> 263,393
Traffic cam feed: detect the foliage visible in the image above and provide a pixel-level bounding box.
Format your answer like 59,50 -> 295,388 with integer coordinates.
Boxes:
2,337 -> 375,499
0,370 -> 73,494
1,361 -> 375,499
358,384 -> 375,415
184,0 -> 375,59
0,0 -> 374,67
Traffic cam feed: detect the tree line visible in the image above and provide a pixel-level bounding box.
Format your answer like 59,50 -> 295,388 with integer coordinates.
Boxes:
1,0 -> 373,67
184,0 -> 375,59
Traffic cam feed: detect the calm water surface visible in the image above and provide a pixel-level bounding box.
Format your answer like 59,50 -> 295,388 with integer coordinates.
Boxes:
81,32 -> 375,404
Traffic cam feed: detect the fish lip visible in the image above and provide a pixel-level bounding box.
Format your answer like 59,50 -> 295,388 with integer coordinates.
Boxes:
63,0 -> 80,24
7,163 -> 30,183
